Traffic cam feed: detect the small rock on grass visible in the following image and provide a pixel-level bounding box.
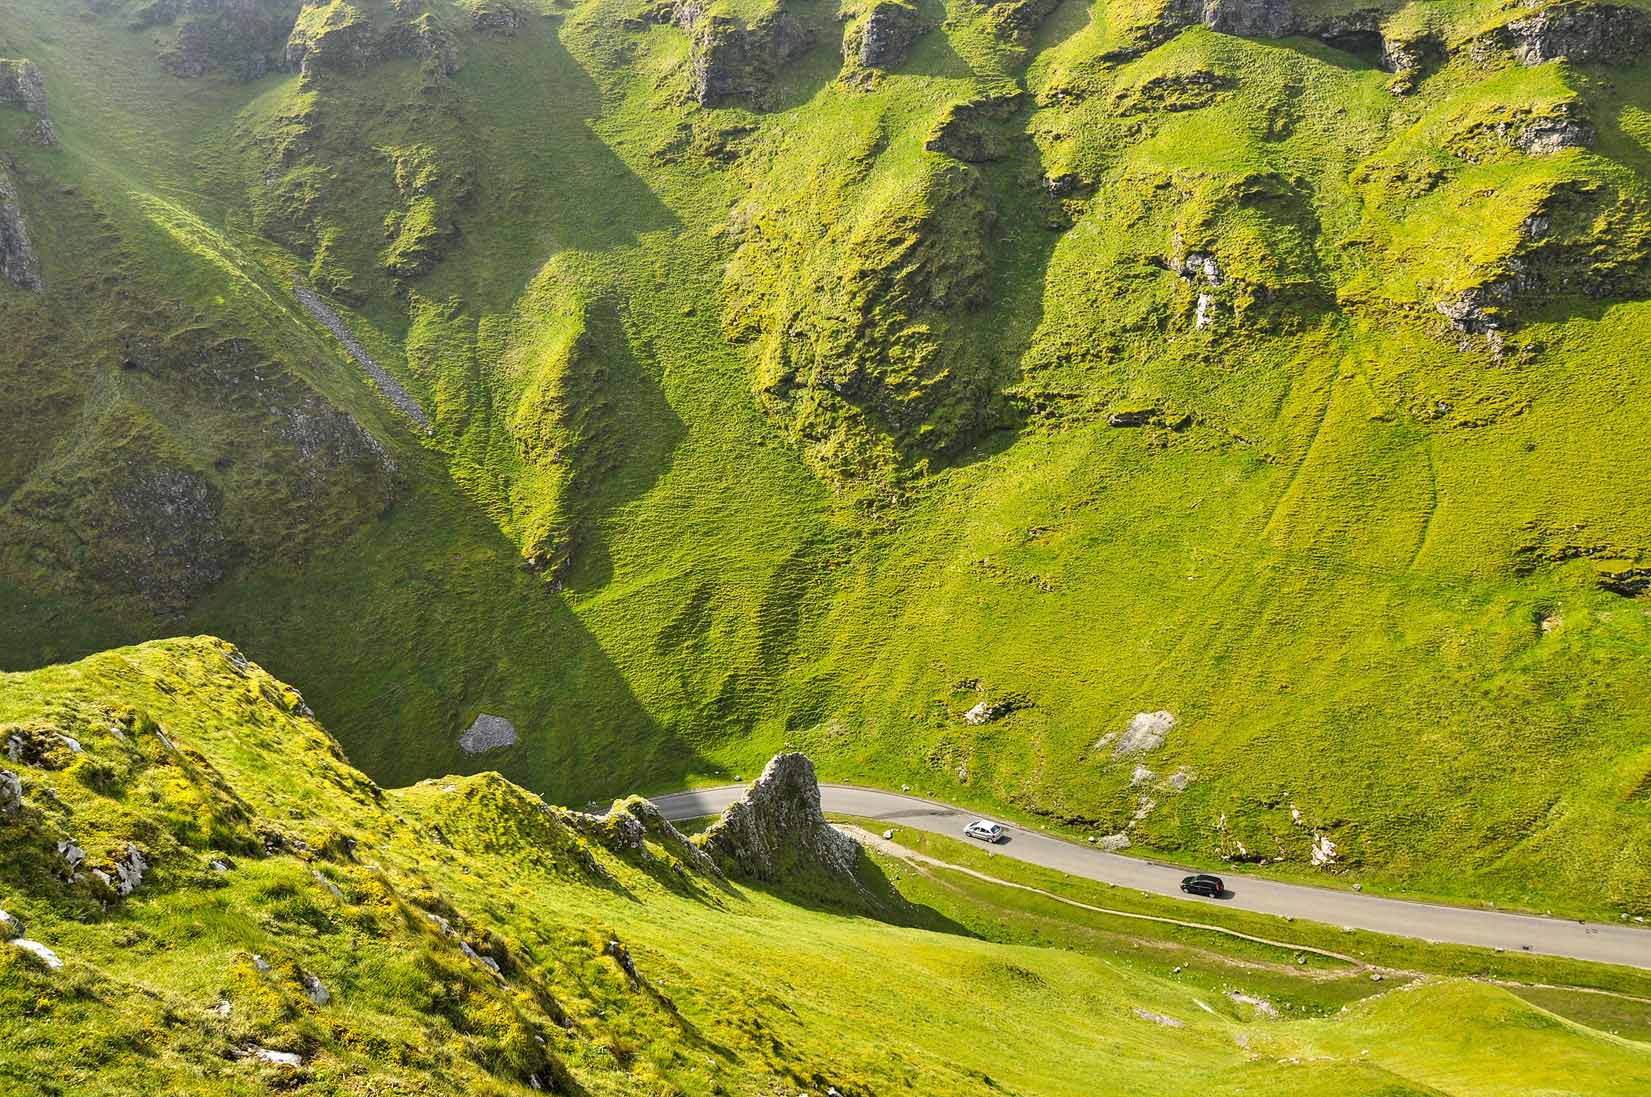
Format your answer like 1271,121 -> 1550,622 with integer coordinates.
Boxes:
114,845 -> 149,896
458,713 -> 517,755
12,938 -> 62,970
1132,1007 -> 1184,1028
57,840 -> 85,873
0,770 -> 22,815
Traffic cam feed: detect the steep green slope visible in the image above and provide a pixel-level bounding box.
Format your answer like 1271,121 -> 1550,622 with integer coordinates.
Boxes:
3,638 -> 1650,1095
3,0 -> 1651,922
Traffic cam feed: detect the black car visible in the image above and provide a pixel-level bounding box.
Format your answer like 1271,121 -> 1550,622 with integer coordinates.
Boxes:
1180,874 -> 1225,898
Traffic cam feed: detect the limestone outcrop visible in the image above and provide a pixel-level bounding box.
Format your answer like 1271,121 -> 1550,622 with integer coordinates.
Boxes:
697,753 -> 859,882
122,0 -> 303,81
1487,2 -> 1651,67
979,0 -> 1063,46
1198,0 -> 1296,39
843,1 -> 926,70
1513,106 -> 1595,154
1433,179 -> 1651,332
1123,1 -> 1651,92
115,1 -> 465,82
1381,33 -> 1444,94
285,6 -> 459,80
0,60 -> 49,115
0,770 -> 21,816
676,0 -> 817,108
471,2 -> 521,36
592,796 -> 720,875
0,59 -> 59,145
0,164 -> 42,292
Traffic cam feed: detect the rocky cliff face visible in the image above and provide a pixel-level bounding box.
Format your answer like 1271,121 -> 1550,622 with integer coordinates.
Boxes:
285,3 -> 459,80
470,2 -> 521,36
0,60 -> 48,115
843,1 -> 926,70
586,796 -> 721,876
1434,178 -> 1651,333
1198,0 -> 1296,39
0,302 -> 400,616
125,0 -> 305,81
0,164 -> 42,291
676,0 -> 817,108
1489,2 -> 1651,67
1126,0 -> 1651,80
109,0 -> 463,83
697,753 -> 860,882
0,59 -> 59,146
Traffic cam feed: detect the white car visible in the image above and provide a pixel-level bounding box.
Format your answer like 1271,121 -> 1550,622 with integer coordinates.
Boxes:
964,819 -> 1006,844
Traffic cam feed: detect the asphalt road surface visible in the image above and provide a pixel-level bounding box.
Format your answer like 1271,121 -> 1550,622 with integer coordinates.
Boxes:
649,783 -> 1651,970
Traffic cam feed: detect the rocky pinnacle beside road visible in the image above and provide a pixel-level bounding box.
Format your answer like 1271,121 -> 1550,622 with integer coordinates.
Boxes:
650,783 -> 1651,970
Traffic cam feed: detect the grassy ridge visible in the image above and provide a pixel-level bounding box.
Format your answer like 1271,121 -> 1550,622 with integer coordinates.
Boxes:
1,638 -> 1649,1094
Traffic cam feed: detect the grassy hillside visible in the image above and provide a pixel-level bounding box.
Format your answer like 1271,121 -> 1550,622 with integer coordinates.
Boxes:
3,637 -> 1651,1095
2,0 -> 1651,922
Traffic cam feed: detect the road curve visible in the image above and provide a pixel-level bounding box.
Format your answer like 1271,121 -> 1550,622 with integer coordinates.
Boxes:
649,783 -> 1651,971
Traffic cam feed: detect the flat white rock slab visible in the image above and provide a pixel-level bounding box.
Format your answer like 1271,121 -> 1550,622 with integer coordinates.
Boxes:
459,713 -> 517,754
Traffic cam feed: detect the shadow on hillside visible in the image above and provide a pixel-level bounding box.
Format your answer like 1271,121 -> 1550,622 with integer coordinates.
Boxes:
739,845 -> 980,939
558,297 -> 688,593
434,13 -> 681,307
926,113 -> 1070,478
764,32 -> 857,114
1279,33 -> 1389,73
896,7 -> 977,82
186,440 -> 714,807
1598,80 -> 1651,180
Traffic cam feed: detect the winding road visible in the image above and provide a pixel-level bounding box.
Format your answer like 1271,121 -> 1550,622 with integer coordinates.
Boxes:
650,783 -> 1651,971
